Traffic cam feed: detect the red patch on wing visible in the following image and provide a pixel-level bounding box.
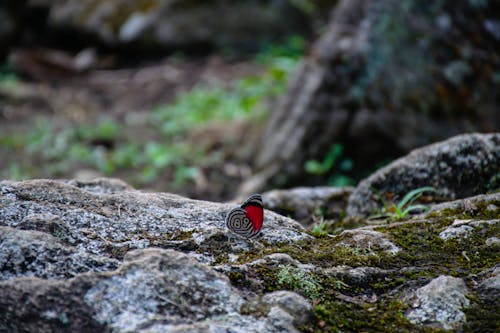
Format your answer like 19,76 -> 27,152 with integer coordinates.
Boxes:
244,205 -> 263,232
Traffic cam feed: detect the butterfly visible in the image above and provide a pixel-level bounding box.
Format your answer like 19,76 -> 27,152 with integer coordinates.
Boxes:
225,194 -> 264,238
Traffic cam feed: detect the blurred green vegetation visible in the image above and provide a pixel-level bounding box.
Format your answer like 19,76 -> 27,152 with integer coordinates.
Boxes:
0,37 -> 305,192
0,60 -> 19,88
304,143 -> 355,186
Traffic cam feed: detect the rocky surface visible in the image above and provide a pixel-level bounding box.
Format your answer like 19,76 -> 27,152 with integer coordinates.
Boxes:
1,135 -> 499,332
0,248 -> 312,333
405,275 -> 470,330
347,133 -> 500,217
0,179 -> 308,264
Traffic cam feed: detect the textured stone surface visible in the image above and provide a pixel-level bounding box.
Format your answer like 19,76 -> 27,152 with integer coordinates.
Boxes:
476,266 -> 500,303
0,226 -> 118,281
405,275 -> 470,330
262,291 -> 313,327
336,229 -> 400,255
0,178 -> 312,332
347,133 -> 500,217
0,179 -> 309,262
0,173 -> 498,331
0,248 -> 309,333
439,219 -> 500,241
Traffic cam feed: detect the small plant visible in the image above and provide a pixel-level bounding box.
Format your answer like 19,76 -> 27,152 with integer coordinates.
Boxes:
277,265 -> 322,300
311,221 -> 330,237
305,144 -> 343,175
372,186 -> 437,220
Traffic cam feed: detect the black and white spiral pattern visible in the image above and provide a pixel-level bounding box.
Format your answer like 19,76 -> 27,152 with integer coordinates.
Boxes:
225,207 -> 255,238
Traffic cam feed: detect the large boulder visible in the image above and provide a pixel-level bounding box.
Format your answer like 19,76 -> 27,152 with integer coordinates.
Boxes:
347,133 -> 500,217
0,179 -> 312,332
0,248 -> 311,333
0,179 -> 309,265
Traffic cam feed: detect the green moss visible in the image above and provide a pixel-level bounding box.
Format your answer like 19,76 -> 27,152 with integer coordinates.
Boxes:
276,265 -> 323,300
221,206 -> 498,331
305,298 -> 443,333
463,296 -> 500,332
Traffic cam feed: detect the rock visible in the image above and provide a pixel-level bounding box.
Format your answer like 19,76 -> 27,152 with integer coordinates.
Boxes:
324,266 -> 393,285
426,192 -> 500,217
475,266 -> 500,303
439,218 -> 500,241
439,224 -> 475,240
347,133 -> 500,217
33,0 -> 311,51
336,229 -> 400,255
0,248 -> 308,332
485,237 -> 500,247
0,226 -> 119,281
65,177 -> 133,194
262,291 -> 312,327
263,186 -> 354,225
405,275 -> 470,330
0,179 -> 309,263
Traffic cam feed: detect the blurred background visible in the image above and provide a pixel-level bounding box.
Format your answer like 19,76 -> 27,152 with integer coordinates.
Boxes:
0,0 -> 498,201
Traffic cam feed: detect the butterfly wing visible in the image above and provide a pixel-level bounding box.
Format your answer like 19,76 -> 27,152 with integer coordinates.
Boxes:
225,207 -> 255,238
241,194 -> 263,236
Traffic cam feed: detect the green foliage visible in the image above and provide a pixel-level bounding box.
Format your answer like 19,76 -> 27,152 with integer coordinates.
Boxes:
305,144 -> 343,175
304,143 -> 355,186
373,186 -> 437,220
0,38 -> 304,190
152,37 -> 305,136
277,265 -> 322,300
311,220 -> 330,237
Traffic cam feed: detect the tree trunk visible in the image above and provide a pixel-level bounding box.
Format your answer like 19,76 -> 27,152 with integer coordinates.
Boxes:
239,0 -> 500,195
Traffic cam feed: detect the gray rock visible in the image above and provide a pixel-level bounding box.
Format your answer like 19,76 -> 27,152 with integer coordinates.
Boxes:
439,218 -> 500,241
0,248 -> 306,333
65,177 -> 133,194
0,226 -> 118,281
405,275 -> 470,330
426,192 -> 500,216
439,224 -> 475,240
336,229 -> 400,255
262,290 -> 313,326
347,133 -> 500,217
485,237 -> 500,247
84,248 -> 243,332
324,266 -> 393,285
476,266 -> 500,303
263,186 -> 354,225
0,179 -> 309,263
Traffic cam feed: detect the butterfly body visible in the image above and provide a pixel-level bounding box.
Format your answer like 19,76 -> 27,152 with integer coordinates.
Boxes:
225,194 -> 263,238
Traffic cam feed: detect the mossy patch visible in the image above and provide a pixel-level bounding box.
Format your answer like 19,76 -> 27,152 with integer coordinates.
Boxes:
219,201 -> 499,332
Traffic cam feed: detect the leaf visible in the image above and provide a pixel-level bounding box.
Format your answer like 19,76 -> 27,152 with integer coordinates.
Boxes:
396,186 -> 436,210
